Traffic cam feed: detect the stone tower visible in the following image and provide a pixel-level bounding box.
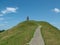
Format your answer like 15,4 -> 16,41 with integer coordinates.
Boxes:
27,16 -> 29,21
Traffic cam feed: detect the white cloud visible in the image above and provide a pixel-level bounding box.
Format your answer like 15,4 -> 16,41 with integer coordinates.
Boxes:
52,8 -> 60,13
0,24 -> 5,26
1,7 -> 18,14
0,24 -> 8,27
4,21 -> 8,23
0,18 -> 4,20
0,7 -> 18,17
0,14 -> 3,16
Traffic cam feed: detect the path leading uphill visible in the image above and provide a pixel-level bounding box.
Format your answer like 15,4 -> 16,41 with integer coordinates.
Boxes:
29,26 -> 45,45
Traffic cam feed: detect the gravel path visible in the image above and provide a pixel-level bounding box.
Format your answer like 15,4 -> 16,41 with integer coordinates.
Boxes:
29,26 -> 45,45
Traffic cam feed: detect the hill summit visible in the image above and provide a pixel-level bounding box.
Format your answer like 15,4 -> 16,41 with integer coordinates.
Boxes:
0,20 -> 60,45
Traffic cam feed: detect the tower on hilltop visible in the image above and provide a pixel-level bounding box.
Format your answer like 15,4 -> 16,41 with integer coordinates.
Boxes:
26,16 -> 29,21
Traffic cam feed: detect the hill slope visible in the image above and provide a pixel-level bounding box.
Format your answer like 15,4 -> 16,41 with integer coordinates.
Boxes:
39,21 -> 60,45
0,21 -> 38,45
0,20 -> 60,45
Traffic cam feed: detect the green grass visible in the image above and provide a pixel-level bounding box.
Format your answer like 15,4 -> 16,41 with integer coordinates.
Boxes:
0,21 -> 38,45
39,21 -> 60,45
0,20 -> 60,45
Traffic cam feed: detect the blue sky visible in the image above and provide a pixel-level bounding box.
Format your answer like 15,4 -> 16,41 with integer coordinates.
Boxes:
0,0 -> 60,30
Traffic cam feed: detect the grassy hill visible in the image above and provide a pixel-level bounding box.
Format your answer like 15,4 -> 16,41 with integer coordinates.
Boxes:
38,21 -> 60,45
0,20 -> 60,45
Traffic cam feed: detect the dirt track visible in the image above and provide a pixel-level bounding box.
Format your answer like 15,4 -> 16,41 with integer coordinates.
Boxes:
29,26 -> 45,45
